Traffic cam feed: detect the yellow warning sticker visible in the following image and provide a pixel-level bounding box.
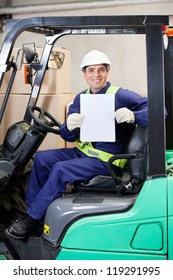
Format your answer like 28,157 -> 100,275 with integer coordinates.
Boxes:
44,224 -> 50,235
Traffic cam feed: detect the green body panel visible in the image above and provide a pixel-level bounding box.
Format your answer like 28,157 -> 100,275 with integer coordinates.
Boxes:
0,254 -> 7,260
57,178 -> 168,260
167,176 -> 173,259
166,150 -> 173,161
58,248 -> 166,260
164,150 -> 173,259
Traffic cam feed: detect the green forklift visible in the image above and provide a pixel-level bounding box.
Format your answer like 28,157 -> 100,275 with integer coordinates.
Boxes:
0,15 -> 173,260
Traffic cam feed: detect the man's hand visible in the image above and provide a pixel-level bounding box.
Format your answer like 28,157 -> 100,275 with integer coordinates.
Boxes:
67,113 -> 85,132
114,107 -> 135,123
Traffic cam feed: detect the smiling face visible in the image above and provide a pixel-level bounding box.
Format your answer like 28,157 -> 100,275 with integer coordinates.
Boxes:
83,64 -> 109,93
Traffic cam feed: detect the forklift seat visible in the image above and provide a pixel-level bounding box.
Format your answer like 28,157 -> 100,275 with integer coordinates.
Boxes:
43,125 -> 148,247
74,125 -> 148,195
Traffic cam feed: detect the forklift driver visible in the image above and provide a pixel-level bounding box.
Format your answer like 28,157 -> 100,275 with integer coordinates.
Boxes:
5,49 -> 148,239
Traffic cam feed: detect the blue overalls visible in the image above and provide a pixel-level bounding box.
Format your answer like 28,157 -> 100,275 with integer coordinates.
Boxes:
25,82 -> 148,220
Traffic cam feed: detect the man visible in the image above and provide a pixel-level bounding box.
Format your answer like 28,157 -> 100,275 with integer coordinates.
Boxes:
6,49 -> 148,239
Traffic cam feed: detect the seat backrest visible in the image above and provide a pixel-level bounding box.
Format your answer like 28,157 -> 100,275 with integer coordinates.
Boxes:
126,126 -> 148,182
74,125 -> 148,195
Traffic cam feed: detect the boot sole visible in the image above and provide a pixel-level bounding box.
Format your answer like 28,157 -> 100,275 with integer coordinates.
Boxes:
4,228 -> 28,240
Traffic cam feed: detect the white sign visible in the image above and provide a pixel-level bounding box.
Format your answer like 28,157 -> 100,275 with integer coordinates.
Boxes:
80,94 -> 115,142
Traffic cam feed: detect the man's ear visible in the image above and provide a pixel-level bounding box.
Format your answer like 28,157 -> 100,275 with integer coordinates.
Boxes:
83,71 -> 87,79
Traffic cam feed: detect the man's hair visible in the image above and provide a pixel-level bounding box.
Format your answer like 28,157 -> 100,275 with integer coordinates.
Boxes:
82,63 -> 110,73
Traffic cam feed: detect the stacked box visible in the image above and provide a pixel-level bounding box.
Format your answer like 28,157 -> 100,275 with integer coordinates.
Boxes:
0,47 -> 71,94
0,47 -> 76,150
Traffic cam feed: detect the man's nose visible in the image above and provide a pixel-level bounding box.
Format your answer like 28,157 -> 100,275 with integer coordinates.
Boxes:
94,70 -> 100,76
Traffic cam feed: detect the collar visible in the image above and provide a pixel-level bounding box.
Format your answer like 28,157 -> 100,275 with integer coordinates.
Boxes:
89,82 -> 111,94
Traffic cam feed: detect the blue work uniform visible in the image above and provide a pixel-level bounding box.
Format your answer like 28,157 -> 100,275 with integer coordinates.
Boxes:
25,82 -> 148,220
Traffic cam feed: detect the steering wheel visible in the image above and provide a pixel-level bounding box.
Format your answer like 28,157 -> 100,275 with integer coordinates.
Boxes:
28,105 -> 62,134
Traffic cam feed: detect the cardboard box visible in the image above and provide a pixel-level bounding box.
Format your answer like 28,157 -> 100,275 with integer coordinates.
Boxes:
0,47 -> 71,94
0,93 -> 76,150
37,93 -> 76,150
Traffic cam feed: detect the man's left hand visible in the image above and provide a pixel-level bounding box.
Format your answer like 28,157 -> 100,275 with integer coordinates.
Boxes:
114,107 -> 135,123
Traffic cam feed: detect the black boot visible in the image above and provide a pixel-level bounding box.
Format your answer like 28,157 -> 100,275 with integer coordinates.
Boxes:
5,215 -> 39,240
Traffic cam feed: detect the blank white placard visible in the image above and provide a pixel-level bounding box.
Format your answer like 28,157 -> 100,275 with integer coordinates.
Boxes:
80,94 -> 115,142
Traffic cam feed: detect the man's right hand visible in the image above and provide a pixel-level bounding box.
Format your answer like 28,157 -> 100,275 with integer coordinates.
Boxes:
67,113 -> 85,132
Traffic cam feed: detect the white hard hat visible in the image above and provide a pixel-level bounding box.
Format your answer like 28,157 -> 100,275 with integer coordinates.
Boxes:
80,50 -> 112,70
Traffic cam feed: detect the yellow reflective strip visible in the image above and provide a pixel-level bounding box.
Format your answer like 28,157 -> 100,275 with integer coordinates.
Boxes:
106,86 -> 119,94
77,143 -> 127,168
86,86 -> 119,95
